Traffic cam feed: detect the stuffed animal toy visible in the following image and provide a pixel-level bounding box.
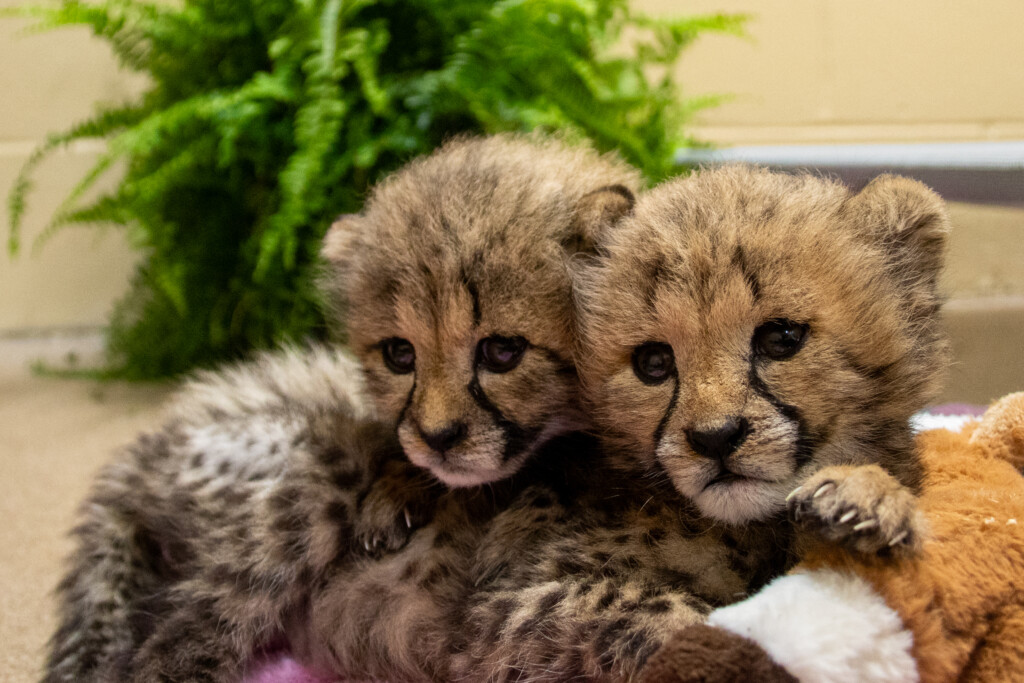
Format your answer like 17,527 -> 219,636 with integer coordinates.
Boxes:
641,392 -> 1024,683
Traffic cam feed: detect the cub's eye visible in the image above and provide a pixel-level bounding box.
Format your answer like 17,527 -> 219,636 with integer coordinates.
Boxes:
381,338 -> 415,374
632,342 -> 675,385
753,319 -> 809,360
478,336 -> 528,373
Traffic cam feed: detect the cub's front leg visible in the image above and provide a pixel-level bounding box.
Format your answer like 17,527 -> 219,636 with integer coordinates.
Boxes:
126,602 -> 245,683
787,464 -> 923,555
353,456 -> 442,557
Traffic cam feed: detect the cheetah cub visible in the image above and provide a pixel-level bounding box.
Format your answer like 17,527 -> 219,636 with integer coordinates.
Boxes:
321,133 -> 639,489
318,133 -> 640,549
579,165 -> 950,554
44,135 -> 641,683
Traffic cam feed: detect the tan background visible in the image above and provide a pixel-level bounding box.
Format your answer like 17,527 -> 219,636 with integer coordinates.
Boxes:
1,0 -> 1022,374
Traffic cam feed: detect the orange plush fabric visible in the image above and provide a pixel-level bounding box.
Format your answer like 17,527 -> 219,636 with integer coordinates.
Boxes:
801,393 -> 1024,683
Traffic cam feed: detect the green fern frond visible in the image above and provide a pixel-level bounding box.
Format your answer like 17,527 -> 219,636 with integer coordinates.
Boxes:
7,0 -> 744,379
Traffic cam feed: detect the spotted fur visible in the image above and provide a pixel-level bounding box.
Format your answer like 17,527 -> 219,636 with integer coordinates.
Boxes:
43,135 -> 642,682
43,347 -> 398,682
299,446 -> 791,682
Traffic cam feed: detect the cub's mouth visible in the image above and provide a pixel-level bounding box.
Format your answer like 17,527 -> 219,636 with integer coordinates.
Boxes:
703,469 -> 748,489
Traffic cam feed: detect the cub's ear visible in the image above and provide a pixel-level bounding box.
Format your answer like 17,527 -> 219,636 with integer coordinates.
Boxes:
563,184 -> 636,256
321,213 -> 362,267
849,175 -> 951,288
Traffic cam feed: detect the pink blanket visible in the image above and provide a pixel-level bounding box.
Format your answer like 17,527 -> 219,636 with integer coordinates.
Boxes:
243,656 -> 334,683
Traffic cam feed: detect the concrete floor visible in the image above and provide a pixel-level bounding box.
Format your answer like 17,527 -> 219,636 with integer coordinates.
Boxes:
0,348 -> 169,682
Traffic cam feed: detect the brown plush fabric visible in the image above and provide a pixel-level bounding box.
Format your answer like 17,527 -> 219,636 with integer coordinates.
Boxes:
639,624 -> 797,683
801,393 -> 1024,683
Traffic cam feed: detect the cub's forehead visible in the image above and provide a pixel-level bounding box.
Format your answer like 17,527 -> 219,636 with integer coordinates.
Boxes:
342,165 -> 577,347
602,167 -> 856,278
352,178 -> 567,300
582,166 -> 876,344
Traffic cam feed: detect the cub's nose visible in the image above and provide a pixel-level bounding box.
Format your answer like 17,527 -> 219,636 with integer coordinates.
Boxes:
685,417 -> 750,461
418,421 -> 468,454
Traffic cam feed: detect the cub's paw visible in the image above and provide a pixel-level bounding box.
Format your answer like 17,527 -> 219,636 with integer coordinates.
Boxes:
353,461 -> 438,557
787,465 -> 921,556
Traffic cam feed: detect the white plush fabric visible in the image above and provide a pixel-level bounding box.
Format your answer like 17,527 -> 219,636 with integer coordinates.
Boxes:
708,569 -> 918,683
910,412 -> 976,433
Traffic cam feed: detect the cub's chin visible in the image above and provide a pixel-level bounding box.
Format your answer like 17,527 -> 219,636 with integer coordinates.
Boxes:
692,476 -> 792,525
399,435 -> 533,488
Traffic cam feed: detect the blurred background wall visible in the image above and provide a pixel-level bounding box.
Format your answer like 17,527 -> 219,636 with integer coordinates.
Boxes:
1,0 -> 1021,400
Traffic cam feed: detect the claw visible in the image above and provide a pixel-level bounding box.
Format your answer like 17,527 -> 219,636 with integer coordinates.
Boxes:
364,538 -> 371,551
813,482 -> 835,499
404,508 -> 413,529
840,510 -> 857,524
889,530 -> 909,546
853,519 -> 879,532
785,486 -> 803,502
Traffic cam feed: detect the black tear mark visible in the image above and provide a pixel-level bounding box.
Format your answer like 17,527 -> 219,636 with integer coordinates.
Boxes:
467,371 -> 541,464
652,374 -> 681,452
747,363 -> 817,467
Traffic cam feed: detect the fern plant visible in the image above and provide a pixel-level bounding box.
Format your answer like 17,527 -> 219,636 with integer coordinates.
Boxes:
6,0 -> 742,379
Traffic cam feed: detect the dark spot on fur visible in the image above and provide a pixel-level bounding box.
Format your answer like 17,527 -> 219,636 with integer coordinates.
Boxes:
537,586 -> 567,614
531,493 -> 555,509
269,486 -> 302,513
595,617 -> 632,669
555,556 -> 587,575
399,560 -> 420,582
271,509 -> 306,542
190,453 -> 205,469
500,666 -> 527,683
331,467 -> 363,490
641,256 -> 667,310
326,500 -> 350,524
732,244 -> 762,301
461,266 -> 482,326
652,568 -> 698,592
316,445 -> 346,466
433,529 -> 456,548
643,599 -> 673,614
840,348 -> 897,383
597,585 -> 618,609
184,477 -> 212,492
622,628 -> 651,661
417,562 -> 452,589
532,345 -> 576,377
220,488 -> 250,506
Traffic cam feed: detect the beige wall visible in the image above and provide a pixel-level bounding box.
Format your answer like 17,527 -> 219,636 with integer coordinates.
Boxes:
1,2 -> 1022,402
639,0 -> 1024,145
1,4 -> 143,331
